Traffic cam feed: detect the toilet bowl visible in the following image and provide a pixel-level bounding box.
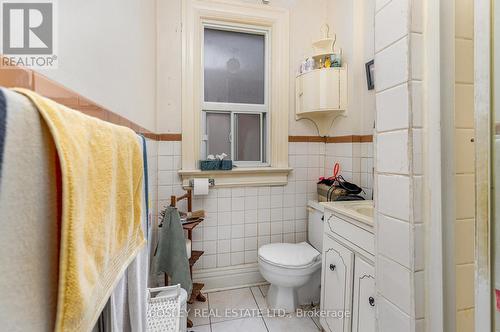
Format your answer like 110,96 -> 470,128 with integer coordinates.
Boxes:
258,242 -> 321,313
257,201 -> 324,312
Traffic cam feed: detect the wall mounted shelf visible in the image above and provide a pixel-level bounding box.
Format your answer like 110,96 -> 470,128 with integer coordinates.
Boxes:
295,66 -> 348,136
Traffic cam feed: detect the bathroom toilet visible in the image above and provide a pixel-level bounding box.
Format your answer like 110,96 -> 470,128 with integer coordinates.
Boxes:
258,201 -> 324,312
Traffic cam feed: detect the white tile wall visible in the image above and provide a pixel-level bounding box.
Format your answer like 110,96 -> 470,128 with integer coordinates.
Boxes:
411,81 -> 423,128
457,309 -> 475,332
375,0 -> 424,328
456,263 -> 475,310
377,254 -> 412,313
454,1 -> 475,326
455,39 -> 474,83
377,296 -> 411,332
410,33 -> 423,80
377,175 -> 410,221
455,218 -> 475,264
377,214 -> 411,268
376,83 -> 409,132
375,0 -> 409,53
154,140 -> 374,271
455,174 -> 475,219
454,129 -> 475,174
375,36 -> 409,92
455,84 -> 475,127
376,0 -> 392,12
324,142 -> 374,199
411,0 -> 423,33
376,130 -> 409,174
145,139 -> 158,219
455,0 -> 474,39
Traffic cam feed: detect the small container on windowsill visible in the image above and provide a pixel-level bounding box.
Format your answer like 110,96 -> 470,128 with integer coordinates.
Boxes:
199,160 -> 233,171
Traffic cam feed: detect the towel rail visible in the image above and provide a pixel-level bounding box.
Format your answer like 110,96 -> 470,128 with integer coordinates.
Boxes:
170,189 -> 192,212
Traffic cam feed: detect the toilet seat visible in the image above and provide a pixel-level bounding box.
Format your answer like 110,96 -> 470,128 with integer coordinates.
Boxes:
258,242 -> 320,269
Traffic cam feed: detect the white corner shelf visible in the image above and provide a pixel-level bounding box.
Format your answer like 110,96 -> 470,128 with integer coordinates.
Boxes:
312,38 -> 335,59
295,66 -> 348,136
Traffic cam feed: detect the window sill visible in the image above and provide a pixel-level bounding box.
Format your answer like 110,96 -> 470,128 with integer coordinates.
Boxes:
178,167 -> 293,188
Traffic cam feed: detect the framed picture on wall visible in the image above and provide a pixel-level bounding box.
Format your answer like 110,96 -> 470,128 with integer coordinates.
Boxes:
365,60 -> 375,90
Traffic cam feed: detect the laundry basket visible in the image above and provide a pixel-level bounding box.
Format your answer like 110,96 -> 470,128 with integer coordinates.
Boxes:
146,284 -> 182,332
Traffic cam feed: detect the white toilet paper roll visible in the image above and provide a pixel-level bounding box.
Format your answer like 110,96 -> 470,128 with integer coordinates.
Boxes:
193,178 -> 209,196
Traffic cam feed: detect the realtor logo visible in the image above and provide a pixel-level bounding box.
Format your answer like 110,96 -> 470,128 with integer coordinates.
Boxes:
1,0 -> 57,68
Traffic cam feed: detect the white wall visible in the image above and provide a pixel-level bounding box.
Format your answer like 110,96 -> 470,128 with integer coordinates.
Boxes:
39,0 -> 157,132
328,0 -> 376,136
156,0 -> 375,136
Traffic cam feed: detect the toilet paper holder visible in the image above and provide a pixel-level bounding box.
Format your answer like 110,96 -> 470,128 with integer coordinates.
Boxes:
189,178 -> 215,188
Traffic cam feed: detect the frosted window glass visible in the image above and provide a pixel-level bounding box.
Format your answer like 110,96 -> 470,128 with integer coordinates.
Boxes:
235,114 -> 261,161
204,28 -> 265,104
207,112 -> 231,158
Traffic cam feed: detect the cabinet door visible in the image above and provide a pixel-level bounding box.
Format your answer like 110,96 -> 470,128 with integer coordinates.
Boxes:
320,234 -> 354,332
352,256 -> 376,332
299,71 -> 320,112
319,69 -> 340,110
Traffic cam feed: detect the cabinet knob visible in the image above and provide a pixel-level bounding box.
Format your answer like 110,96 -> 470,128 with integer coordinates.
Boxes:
369,297 -> 375,307
329,264 -> 336,271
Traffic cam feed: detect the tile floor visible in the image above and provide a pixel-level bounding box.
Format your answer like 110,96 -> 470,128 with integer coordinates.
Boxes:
187,285 -> 322,332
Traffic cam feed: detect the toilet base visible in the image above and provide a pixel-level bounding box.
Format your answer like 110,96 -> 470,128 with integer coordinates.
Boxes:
266,284 -> 298,313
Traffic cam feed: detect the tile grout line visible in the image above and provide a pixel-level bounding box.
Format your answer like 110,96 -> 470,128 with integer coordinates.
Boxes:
207,292 -> 213,332
251,286 -> 270,332
257,285 -> 319,331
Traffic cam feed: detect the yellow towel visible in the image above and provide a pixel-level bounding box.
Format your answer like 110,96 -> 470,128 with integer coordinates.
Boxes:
13,88 -> 145,332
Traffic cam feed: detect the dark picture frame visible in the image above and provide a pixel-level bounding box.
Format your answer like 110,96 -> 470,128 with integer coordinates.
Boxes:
365,59 -> 375,90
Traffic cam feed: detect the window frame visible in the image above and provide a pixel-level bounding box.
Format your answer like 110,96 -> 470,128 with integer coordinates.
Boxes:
180,0 -> 291,187
201,23 -> 270,167
202,110 -> 268,166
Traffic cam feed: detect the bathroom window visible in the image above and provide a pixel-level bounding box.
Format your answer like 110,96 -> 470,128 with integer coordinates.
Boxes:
202,26 -> 269,166
180,0 -> 290,186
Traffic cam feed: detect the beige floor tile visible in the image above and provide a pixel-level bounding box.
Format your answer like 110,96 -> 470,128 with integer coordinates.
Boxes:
298,304 -> 321,329
259,284 -> 270,296
251,286 -> 268,310
208,288 -> 259,323
264,314 -> 320,332
187,324 -> 211,332
188,297 -> 210,326
211,317 -> 267,332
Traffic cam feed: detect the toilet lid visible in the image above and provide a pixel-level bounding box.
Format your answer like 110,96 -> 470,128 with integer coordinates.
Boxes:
258,242 -> 320,267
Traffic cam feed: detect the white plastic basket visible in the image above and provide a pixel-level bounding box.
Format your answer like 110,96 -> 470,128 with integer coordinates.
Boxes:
146,284 -> 181,332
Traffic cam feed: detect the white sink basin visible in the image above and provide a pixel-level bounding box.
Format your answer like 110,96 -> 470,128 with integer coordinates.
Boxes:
354,206 -> 374,219
320,200 -> 374,226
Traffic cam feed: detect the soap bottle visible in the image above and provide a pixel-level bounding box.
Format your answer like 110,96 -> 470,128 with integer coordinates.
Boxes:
325,56 -> 331,68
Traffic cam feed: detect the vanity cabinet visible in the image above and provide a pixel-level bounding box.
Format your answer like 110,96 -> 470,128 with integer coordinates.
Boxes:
320,206 -> 375,332
321,235 -> 354,332
351,257 -> 375,332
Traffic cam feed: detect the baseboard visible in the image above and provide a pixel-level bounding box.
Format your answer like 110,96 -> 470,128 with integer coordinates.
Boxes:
192,263 -> 266,292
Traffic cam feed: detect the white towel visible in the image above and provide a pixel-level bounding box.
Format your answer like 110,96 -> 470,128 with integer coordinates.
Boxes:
0,88 -> 59,331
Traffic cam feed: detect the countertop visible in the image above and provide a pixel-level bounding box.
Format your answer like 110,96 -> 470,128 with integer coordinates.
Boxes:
320,200 -> 374,227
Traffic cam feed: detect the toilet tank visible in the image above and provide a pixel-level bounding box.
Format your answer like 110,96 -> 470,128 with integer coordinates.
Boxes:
307,200 -> 324,252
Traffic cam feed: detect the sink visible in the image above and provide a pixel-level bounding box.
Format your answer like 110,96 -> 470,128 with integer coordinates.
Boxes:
320,200 -> 374,226
354,206 -> 374,218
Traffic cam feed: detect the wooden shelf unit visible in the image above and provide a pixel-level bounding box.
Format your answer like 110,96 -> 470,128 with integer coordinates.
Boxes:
169,190 -> 207,327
